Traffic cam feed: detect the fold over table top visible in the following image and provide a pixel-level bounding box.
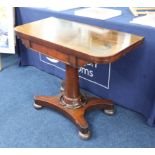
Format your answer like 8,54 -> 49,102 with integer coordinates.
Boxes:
15,17 -> 144,63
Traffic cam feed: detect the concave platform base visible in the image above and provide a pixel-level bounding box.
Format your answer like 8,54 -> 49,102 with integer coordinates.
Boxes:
34,64 -> 115,140
34,95 -> 114,140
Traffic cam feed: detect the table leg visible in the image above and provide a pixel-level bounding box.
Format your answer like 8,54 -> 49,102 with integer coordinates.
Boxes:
34,64 -> 115,139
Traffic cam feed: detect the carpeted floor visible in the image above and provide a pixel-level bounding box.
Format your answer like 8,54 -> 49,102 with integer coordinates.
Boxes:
0,54 -> 155,148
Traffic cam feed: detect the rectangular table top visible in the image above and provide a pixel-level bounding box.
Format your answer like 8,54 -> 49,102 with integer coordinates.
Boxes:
15,17 -> 144,63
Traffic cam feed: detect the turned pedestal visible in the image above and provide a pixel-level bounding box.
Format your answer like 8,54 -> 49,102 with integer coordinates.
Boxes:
34,64 -> 114,139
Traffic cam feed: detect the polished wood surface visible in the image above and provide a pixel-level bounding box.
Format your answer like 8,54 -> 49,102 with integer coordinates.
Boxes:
15,17 -> 144,139
15,17 -> 144,64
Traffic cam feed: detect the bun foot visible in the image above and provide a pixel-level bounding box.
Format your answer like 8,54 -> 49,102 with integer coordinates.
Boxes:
78,130 -> 91,140
104,108 -> 115,116
33,102 -> 43,109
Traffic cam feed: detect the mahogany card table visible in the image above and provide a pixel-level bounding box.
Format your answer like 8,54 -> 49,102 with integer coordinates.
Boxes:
15,17 -> 144,139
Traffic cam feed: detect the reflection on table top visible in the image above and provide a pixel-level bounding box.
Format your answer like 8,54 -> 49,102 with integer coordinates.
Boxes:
15,17 -> 144,58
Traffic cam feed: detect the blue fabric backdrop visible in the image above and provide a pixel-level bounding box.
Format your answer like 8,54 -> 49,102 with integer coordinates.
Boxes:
15,7 -> 155,126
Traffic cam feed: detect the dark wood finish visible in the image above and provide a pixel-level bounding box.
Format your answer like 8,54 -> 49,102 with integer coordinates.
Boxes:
15,17 -> 144,139
15,17 -> 144,65
34,96 -> 114,134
